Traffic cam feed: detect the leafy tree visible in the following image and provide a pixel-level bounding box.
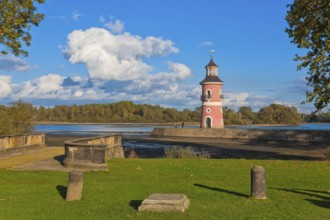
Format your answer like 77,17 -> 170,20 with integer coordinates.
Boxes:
0,0 -> 45,56
238,106 -> 255,122
305,109 -> 330,122
223,107 -> 245,125
285,0 -> 330,110
256,104 -> 302,125
0,101 -> 34,135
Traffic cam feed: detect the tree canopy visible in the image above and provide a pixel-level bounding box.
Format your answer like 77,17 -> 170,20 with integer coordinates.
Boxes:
0,100 -> 34,135
0,0 -> 45,57
285,0 -> 330,110
256,104 -> 302,125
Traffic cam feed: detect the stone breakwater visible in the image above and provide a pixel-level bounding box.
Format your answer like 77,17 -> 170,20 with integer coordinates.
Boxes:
150,128 -> 330,143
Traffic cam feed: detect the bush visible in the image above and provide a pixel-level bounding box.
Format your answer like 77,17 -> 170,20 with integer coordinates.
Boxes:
164,146 -> 210,159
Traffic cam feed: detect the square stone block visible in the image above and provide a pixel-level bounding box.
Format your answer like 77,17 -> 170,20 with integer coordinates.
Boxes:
138,193 -> 190,212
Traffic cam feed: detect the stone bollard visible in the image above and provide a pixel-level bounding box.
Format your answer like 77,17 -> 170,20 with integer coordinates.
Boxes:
251,166 -> 266,199
66,171 -> 84,201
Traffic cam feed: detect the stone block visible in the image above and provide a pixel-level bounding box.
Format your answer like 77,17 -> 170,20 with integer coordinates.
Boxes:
251,165 -> 267,199
138,193 -> 190,212
66,171 -> 84,201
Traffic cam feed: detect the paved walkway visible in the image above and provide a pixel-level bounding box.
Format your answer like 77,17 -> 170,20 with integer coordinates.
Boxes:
0,147 -> 69,172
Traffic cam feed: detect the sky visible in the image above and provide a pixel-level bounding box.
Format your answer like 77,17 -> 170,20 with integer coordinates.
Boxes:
0,0 -> 316,112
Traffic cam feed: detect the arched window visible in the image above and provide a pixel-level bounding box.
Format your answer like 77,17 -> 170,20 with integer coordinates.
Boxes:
206,117 -> 211,128
206,90 -> 211,99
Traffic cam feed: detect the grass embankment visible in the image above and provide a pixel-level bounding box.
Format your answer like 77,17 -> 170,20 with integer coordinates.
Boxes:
0,159 -> 329,219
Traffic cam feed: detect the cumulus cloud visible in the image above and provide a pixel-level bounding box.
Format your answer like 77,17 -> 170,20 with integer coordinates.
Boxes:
62,77 -> 80,87
12,74 -> 65,99
123,62 -> 191,94
0,75 -> 12,98
223,92 -> 277,110
63,27 -> 179,81
0,54 -> 37,72
99,16 -> 125,33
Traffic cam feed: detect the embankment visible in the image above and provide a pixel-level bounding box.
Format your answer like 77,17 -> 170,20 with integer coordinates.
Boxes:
151,128 -> 330,143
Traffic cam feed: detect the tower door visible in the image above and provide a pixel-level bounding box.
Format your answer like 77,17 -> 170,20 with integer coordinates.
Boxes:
206,118 -> 211,128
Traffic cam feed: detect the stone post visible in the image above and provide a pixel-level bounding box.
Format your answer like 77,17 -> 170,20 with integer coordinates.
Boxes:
251,166 -> 266,199
66,171 -> 84,201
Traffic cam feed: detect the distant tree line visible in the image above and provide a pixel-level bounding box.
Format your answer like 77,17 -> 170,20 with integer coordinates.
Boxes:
1,100 -> 330,136
224,104 -> 302,125
33,101 -> 200,123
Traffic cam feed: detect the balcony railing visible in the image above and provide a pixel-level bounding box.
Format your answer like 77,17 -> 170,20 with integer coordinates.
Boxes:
200,94 -> 224,101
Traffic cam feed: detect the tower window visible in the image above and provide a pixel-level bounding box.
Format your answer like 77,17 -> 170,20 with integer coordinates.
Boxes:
206,90 -> 211,99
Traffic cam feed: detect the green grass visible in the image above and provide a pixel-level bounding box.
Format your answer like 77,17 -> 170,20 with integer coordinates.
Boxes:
0,159 -> 329,219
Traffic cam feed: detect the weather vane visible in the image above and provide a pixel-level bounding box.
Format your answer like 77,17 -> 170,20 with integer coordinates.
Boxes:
210,49 -> 215,59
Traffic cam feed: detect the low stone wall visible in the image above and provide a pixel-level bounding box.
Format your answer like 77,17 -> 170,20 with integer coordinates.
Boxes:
63,135 -> 124,171
0,133 -> 45,153
151,128 -> 330,143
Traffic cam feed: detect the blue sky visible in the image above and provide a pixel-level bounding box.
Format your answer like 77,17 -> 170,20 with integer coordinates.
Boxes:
0,0 -> 315,112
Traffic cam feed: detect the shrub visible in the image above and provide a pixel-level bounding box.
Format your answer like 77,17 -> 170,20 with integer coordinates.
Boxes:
164,146 -> 210,159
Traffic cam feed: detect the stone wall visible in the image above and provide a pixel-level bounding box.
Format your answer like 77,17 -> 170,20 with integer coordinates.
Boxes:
151,128 -> 330,143
0,133 -> 45,153
63,135 -> 124,171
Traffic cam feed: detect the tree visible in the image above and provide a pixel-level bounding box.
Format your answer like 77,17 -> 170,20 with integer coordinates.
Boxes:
0,0 -> 45,56
285,0 -> 330,110
0,101 -> 34,135
238,106 -> 255,122
256,104 -> 302,125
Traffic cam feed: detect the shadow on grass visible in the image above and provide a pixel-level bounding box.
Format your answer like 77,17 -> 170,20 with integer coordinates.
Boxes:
271,187 -> 330,209
194,183 -> 249,198
56,185 -> 67,199
129,200 -> 143,210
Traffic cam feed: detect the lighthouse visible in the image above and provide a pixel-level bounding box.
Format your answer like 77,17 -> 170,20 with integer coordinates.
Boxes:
200,54 -> 224,128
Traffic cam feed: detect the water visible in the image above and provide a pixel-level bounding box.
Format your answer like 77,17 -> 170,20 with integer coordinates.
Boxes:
227,123 -> 330,131
34,123 -> 330,134
35,123 -> 330,153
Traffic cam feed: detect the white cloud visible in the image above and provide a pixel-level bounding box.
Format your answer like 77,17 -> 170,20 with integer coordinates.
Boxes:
105,19 -> 125,33
0,75 -> 12,98
63,27 -> 179,81
223,92 -> 277,110
36,74 -> 64,93
123,61 -> 191,94
198,41 -> 214,47
0,54 -> 37,72
71,11 -> 84,21
12,74 -> 65,99
99,16 -> 124,33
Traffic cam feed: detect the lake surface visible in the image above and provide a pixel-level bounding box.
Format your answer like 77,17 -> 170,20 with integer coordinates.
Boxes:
35,123 -> 330,151
34,123 -> 330,134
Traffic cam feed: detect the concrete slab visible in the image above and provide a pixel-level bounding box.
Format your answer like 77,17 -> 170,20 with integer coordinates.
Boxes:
138,193 -> 190,212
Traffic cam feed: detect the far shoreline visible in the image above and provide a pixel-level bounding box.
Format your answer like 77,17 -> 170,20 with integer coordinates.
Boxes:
33,121 -> 330,126
32,121 -> 200,126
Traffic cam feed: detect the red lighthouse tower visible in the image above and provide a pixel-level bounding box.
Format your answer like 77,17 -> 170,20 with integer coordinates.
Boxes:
200,55 -> 224,128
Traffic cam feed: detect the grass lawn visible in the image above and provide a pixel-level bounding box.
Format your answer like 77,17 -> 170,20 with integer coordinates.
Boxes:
0,159 -> 329,219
